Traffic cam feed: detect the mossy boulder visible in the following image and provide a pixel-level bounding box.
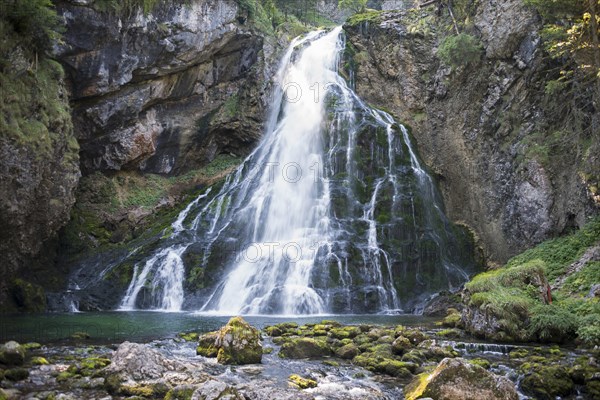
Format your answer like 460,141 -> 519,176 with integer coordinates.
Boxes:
214,317 -> 262,365
279,337 -> 333,359
196,331 -> 219,357
519,363 -> 574,400
4,367 -> 29,381
405,357 -> 518,400
402,329 -> 429,345
164,384 -> 196,400
336,343 -> 360,359
391,336 -> 412,355
352,352 -> 415,378
264,322 -> 298,337
329,326 -> 361,340
0,341 -> 25,366
288,374 -> 317,389
31,356 -> 49,365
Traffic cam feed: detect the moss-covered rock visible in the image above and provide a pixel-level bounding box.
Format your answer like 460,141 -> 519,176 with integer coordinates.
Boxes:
4,367 -> 29,381
288,374 -> 317,389
352,352 -> 415,378
391,336 -> 412,355
178,332 -> 199,342
214,317 -> 262,365
164,385 -> 196,400
329,326 -> 361,340
0,341 -> 25,366
519,363 -> 574,400
279,337 -> 333,359
336,343 -> 360,360
31,356 -> 49,365
442,308 -> 463,328
405,357 -> 518,400
196,331 -> 219,358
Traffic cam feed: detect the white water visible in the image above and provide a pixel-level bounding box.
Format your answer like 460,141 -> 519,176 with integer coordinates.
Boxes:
202,29 -> 347,315
120,245 -> 188,311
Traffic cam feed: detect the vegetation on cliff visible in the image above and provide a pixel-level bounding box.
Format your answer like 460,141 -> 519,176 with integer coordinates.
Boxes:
459,217 -> 600,345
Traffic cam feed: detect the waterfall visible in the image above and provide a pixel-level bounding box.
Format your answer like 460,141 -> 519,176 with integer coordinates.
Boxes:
110,27 -> 475,314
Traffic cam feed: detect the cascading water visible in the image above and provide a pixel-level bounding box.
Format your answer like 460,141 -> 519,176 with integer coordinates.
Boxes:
87,26 -> 476,314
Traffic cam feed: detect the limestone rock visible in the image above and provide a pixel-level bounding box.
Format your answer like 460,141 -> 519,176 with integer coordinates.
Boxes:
405,357 -> 518,400
55,0 -> 273,174
105,341 -> 186,381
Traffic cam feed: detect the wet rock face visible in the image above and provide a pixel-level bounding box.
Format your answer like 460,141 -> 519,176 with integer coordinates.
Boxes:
55,0 -> 270,174
344,3 -> 597,263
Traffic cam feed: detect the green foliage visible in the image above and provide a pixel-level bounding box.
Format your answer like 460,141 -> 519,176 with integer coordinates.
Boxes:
1,0 -> 63,55
338,0 -> 367,14
0,58 -> 75,156
346,10 -> 383,26
93,0 -> 163,15
577,313 -> 600,345
467,259 -> 547,294
525,0 -> 599,95
528,304 -> 579,341
466,217 -> 600,345
437,33 -> 482,68
505,217 -> 600,281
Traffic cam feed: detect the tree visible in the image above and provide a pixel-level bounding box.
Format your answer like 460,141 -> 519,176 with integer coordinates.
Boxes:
2,0 -> 63,55
338,0 -> 367,14
525,0 -> 600,97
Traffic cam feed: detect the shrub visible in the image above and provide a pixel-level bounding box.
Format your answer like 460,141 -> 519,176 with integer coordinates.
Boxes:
577,314 -> 600,345
2,0 -> 63,55
437,33 -> 482,68
528,304 -> 579,342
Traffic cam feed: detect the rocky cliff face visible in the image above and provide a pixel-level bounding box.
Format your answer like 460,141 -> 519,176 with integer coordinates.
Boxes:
344,0 -> 598,263
55,0 -> 275,175
0,55 -> 80,311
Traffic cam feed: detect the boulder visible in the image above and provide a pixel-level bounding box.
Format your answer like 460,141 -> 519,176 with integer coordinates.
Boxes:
391,336 -> 412,355
214,317 -> 262,365
105,341 -> 186,380
279,337 -> 333,359
336,343 -> 359,360
0,341 -> 25,366
404,358 -> 518,400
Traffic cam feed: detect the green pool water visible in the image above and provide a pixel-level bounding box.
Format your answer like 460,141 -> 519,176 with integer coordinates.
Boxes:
0,312 -> 439,344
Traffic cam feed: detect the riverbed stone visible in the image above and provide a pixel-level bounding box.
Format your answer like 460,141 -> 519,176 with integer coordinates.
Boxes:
289,374 -> 317,389
520,363 -> 574,400
105,342 -> 186,381
404,357 -> 518,400
0,341 -> 25,366
214,317 -> 262,365
191,380 -> 244,400
279,337 -> 333,359
336,343 -> 360,359
391,336 -> 412,355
